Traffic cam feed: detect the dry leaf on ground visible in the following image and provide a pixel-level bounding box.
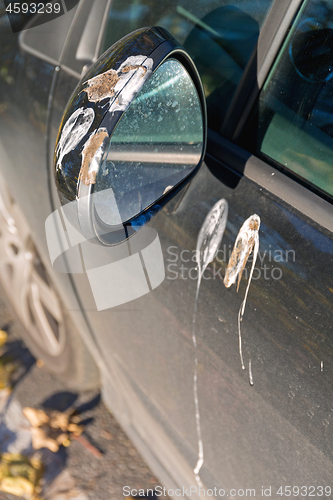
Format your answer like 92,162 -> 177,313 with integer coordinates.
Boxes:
23,408 -> 49,428
0,452 -> 42,499
31,427 -> 59,453
0,356 -> 17,390
0,330 -> 7,348
23,407 -> 85,453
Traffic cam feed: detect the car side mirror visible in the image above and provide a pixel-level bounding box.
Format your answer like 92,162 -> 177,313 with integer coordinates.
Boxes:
54,27 -> 207,245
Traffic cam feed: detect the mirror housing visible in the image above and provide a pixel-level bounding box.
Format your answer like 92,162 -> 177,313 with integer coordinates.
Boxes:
54,27 -> 207,244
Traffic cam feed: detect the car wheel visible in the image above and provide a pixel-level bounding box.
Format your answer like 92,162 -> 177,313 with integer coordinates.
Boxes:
0,175 -> 100,391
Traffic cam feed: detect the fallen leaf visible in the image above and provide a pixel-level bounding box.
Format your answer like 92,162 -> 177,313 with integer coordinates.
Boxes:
23,405 -> 100,456
0,452 -> 43,499
67,423 -> 84,435
23,408 -> 49,428
49,411 -> 69,432
31,427 -> 59,453
0,476 -> 34,496
0,357 -> 17,389
56,433 -> 70,446
70,414 -> 82,424
0,330 -> 7,348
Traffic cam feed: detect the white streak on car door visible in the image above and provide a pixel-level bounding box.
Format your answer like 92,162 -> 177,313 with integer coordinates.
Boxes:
192,199 -> 228,485
224,214 -> 260,380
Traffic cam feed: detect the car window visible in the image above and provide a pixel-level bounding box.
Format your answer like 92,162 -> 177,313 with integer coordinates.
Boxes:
101,0 -> 275,132
243,0 -> 333,198
19,5 -> 78,64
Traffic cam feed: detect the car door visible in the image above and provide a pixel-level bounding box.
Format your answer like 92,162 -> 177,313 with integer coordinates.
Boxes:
50,0 -> 333,495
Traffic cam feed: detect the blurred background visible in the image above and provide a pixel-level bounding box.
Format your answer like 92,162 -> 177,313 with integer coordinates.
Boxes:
0,286 -> 162,500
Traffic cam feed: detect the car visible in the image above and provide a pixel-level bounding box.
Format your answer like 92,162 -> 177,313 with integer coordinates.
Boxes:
1,0 -> 333,496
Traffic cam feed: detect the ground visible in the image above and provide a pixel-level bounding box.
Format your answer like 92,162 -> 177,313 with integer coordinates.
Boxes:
0,290 -> 161,500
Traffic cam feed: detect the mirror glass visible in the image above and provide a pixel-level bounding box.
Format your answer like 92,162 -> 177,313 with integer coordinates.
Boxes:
94,58 -> 204,225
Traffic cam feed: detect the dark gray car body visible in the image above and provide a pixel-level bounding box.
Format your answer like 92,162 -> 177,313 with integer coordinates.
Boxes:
0,0 -> 333,495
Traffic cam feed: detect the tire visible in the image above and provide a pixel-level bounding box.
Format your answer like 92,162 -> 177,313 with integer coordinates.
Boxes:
0,175 -> 100,391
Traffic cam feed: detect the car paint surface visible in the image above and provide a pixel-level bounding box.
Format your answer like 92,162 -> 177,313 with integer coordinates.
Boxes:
1,0 -> 333,495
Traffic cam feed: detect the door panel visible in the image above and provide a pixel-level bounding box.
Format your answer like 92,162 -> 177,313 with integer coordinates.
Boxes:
55,146 -> 333,489
0,4 -> 78,265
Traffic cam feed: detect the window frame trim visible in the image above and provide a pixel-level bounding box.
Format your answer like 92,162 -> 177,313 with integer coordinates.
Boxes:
207,130 -> 333,234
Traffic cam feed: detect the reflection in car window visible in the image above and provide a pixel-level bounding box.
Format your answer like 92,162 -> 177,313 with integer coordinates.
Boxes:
244,0 -> 333,198
101,0 -> 274,132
